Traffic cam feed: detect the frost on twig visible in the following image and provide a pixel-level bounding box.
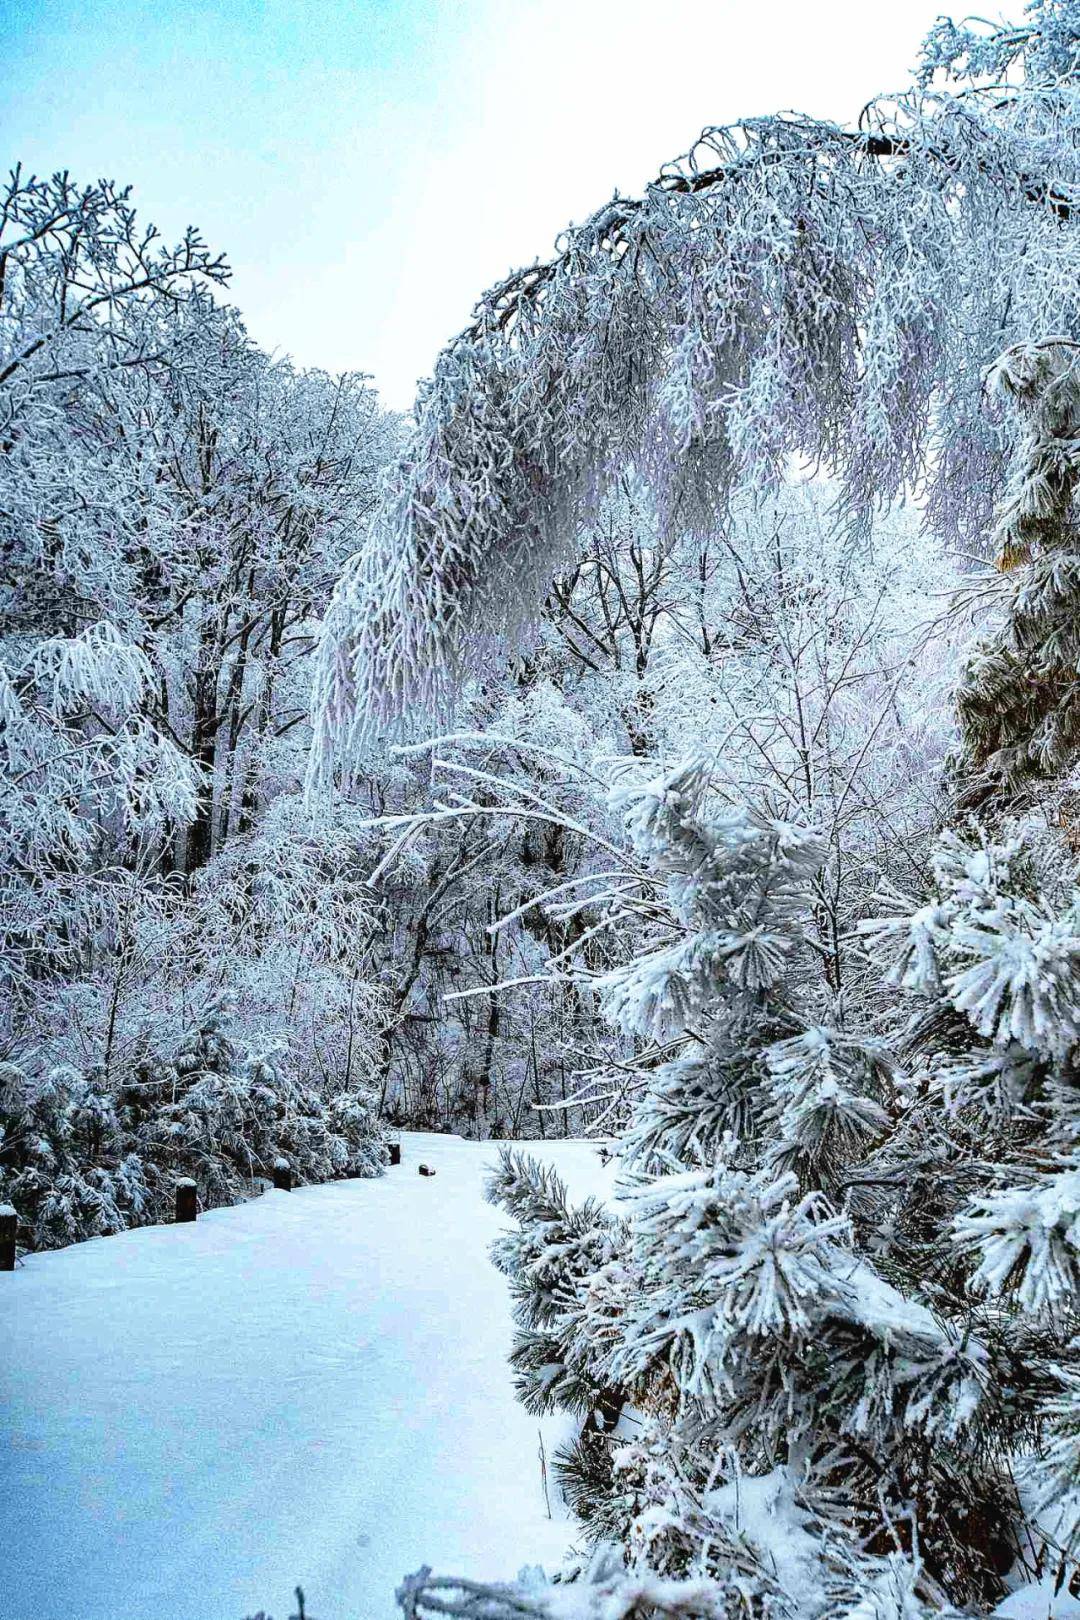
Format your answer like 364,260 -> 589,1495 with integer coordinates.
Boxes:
395,1563 -> 736,1619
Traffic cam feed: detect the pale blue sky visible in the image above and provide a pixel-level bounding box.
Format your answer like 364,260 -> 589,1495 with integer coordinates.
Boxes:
1,0 -> 949,408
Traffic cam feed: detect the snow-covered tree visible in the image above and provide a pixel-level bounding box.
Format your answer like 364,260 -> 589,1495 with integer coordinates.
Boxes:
956,339 -> 1080,805
313,0 -> 1080,777
486,761 -> 1015,1612
1,169 -> 393,1250
862,820 -> 1080,1563
0,992 -> 386,1252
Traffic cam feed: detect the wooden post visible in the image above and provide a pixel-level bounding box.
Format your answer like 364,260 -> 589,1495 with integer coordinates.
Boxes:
272,1158 -> 293,1191
175,1179 -> 197,1223
0,1205 -> 16,1270
388,1141 -> 401,1166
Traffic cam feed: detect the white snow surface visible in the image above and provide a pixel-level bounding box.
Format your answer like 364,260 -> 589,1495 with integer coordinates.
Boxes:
0,1131 -> 612,1620
995,1578 -> 1080,1620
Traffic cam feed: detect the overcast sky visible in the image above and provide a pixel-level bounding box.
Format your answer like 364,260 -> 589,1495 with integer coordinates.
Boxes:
2,0 -> 951,409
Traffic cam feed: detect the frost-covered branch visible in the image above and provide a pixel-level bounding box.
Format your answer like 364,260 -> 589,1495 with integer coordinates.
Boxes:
312,32 -> 1080,774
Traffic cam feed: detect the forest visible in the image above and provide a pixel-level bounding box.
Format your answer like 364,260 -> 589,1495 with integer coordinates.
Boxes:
4,0 -> 1080,1616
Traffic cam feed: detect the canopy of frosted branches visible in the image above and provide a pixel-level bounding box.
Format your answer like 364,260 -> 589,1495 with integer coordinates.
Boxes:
312,1 -> 1080,779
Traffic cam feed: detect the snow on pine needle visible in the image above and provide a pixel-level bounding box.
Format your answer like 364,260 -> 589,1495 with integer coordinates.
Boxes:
598,761 -> 826,1041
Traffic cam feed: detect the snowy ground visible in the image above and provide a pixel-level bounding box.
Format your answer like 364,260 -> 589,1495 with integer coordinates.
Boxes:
0,1131 -> 611,1620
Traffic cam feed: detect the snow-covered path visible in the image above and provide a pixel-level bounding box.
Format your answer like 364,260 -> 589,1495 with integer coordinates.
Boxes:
0,1132 -> 608,1620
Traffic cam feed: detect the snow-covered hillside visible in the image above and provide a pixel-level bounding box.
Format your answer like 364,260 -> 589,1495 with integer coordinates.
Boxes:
0,1132 -> 611,1620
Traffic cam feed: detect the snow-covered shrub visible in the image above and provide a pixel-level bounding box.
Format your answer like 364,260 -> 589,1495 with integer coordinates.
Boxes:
0,1061 -> 153,1248
0,996 -> 386,1254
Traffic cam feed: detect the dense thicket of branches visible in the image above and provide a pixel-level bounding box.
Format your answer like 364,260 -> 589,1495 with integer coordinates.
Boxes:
313,0 -> 1080,783
0,169 -> 398,1246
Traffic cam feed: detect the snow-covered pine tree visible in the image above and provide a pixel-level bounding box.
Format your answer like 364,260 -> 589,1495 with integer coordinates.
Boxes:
488,760 -> 1015,1613
464,448 -> 1080,1616
127,997 -> 387,1213
863,824 -> 1080,1575
597,761 -> 890,1188
0,1060 -> 153,1248
957,340 -> 1080,806
486,1150 -> 628,1534
838,330 -> 1080,1593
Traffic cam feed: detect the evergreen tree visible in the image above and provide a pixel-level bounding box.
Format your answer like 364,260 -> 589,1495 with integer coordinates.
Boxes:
487,761 -> 1015,1613
958,341 -> 1080,805
863,823 -> 1080,1569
